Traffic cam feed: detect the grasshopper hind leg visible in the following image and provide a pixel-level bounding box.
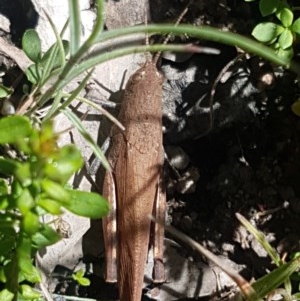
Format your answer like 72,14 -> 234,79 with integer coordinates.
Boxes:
152,178 -> 166,283
102,170 -> 118,282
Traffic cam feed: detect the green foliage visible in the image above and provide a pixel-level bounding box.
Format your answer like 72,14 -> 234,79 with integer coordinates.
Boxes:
22,30 -> 42,63
0,116 -> 109,300
18,0 -> 300,129
247,0 -> 300,59
72,269 -> 91,286
236,213 -> 300,300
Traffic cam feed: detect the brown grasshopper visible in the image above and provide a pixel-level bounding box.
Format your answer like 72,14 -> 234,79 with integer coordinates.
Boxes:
102,58 -> 166,301
102,4 -> 194,301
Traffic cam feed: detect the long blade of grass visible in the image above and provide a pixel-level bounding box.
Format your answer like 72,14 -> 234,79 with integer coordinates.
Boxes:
69,95 -> 125,131
86,0 -> 105,43
95,24 -> 300,73
40,43 -> 211,103
235,213 -> 281,266
39,20 -> 69,87
42,12 -> 68,84
44,69 -> 93,121
63,108 -> 110,171
53,69 -> 94,118
252,257 -> 300,299
68,0 -> 81,55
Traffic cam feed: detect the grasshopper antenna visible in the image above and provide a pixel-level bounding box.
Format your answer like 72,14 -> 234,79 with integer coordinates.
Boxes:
153,0 -> 193,65
144,5 -> 152,63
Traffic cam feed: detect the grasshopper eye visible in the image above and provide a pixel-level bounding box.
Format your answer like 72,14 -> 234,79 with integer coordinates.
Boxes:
131,70 -> 145,82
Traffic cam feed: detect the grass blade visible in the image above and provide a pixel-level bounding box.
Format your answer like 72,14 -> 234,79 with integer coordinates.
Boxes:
63,108 -> 110,171
236,213 -> 281,266
68,0 -> 81,54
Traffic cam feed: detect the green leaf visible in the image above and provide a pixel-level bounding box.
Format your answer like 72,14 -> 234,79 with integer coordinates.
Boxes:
37,198 -> 62,215
252,257 -> 300,299
259,0 -> 279,17
63,108 -> 111,171
19,257 -> 41,283
42,13 -> 68,82
18,236 -> 41,283
44,145 -> 83,184
74,269 -> 84,278
0,85 -> 12,98
25,64 -> 39,85
32,223 -> 61,248
0,179 -> 8,195
16,188 -> 34,214
276,46 -> 294,59
0,289 -> 14,301
22,211 -> 39,235
40,40 -> 70,71
20,285 -> 41,299
0,228 -> 16,256
63,189 -> 109,219
22,29 -> 42,63
14,163 -> 32,187
77,277 -> 90,286
0,267 -> 7,282
291,100 -> 300,116
41,179 -> 70,204
278,29 -> 294,49
236,213 -> 281,265
72,269 -> 90,286
68,0 -> 81,54
252,22 -> 283,42
276,7 -> 293,27
0,116 -> 32,144
0,195 -> 9,210
0,158 -> 20,176
291,17 -> 300,35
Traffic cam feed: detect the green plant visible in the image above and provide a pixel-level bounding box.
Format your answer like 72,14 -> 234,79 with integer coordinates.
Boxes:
0,115 -> 108,301
236,213 -> 300,300
246,0 -> 300,59
72,269 -> 90,287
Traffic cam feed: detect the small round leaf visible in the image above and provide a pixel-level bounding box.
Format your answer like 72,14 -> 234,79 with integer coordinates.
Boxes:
77,277 -> 91,286
276,46 -> 293,60
259,0 -> 279,17
20,285 -> 41,299
292,17 -> 300,35
0,116 -> 32,144
32,224 -> 61,248
277,7 -> 293,27
252,22 -> 283,42
22,211 -> 39,235
63,189 -> 109,219
278,29 -> 294,49
0,289 -> 14,301
22,29 -> 42,63
25,64 -> 39,85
